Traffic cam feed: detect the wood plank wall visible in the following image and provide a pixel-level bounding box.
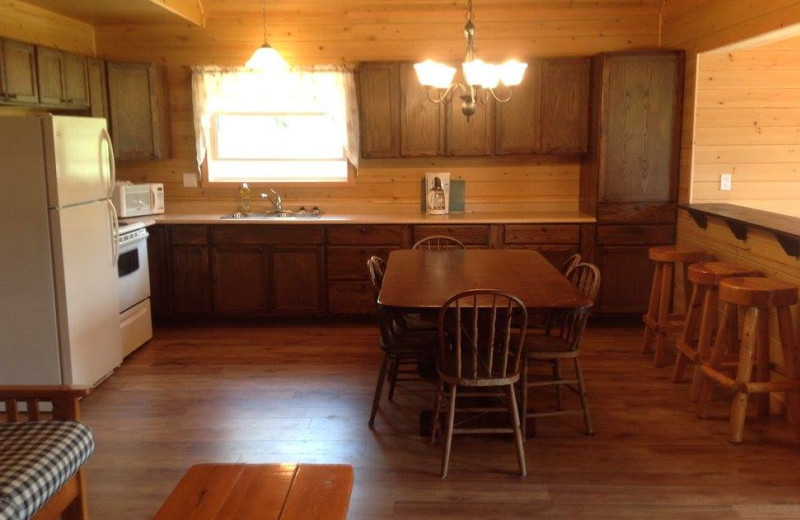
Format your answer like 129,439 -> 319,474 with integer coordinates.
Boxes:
91,0 -> 662,213
0,1 -> 94,55
662,0 -> 800,412
694,37 -> 800,216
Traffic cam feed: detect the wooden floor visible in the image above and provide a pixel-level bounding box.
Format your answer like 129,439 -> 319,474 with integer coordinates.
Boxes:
81,320 -> 800,520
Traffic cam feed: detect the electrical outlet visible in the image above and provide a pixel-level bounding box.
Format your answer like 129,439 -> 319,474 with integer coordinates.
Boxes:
720,173 -> 732,191
183,173 -> 198,188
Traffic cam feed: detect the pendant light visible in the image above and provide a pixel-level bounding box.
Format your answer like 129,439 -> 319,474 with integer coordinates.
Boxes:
246,0 -> 287,71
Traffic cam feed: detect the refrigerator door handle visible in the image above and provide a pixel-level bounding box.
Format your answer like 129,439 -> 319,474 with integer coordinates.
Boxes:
107,200 -> 120,266
101,128 -> 116,199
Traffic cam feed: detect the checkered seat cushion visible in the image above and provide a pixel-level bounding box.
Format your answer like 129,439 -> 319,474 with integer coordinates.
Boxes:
0,421 -> 94,520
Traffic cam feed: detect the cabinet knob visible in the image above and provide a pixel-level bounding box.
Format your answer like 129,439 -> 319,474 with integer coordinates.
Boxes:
360,226 -> 367,234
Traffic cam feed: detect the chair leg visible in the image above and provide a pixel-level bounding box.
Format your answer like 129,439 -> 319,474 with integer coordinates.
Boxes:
368,353 -> 390,427
574,358 -> 594,435
62,472 -> 89,520
553,360 -> 563,410
643,263 -> 663,354
430,381 -> 444,444
505,385 -> 527,477
654,262 -> 674,367
441,384 -> 457,478
698,302 -> 734,419
729,307 -> 760,443
521,358 -> 529,441
387,356 -> 400,402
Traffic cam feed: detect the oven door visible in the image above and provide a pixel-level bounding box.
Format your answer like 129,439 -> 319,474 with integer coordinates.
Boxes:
117,231 -> 150,313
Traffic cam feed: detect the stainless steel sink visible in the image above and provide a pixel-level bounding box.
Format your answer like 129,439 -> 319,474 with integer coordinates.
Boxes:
220,210 -> 321,220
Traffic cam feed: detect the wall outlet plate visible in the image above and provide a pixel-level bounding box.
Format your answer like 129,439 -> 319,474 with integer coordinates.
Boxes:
183,173 -> 198,188
720,173 -> 732,191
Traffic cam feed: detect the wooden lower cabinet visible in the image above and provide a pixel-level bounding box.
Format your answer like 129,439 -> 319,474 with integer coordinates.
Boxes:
328,281 -> 375,315
212,247 -> 270,316
272,247 -> 324,315
147,225 -> 172,320
172,245 -> 212,316
596,245 -> 656,314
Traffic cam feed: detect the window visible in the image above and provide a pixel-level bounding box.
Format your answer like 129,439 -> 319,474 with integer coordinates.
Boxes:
192,67 -> 359,183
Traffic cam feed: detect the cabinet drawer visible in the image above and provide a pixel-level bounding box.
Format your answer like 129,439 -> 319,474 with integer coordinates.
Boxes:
211,225 -> 324,245
597,203 -> 677,224
413,225 -> 490,246
328,281 -> 375,314
503,224 -> 580,245
170,225 -> 208,245
327,246 -> 399,280
327,225 -> 405,245
597,224 -> 675,245
505,245 -> 580,269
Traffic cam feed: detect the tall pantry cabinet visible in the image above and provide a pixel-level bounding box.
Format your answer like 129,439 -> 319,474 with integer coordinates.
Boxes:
580,51 -> 684,313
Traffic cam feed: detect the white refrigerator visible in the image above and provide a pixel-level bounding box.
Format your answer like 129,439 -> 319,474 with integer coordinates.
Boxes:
0,115 -> 122,386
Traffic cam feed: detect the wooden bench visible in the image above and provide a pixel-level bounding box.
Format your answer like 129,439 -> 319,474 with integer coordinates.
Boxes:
153,463 -> 354,520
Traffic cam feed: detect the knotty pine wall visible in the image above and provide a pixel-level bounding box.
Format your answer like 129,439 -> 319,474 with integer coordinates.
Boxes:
694,37 -> 800,216
662,0 -> 800,412
0,1 -> 94,55
91,0 -> 663,213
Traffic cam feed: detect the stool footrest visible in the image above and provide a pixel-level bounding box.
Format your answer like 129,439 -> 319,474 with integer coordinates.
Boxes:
700,365 -> 738,392
643,315 -> 685,332
745,380 -> 800,394
675,339 -> 699,361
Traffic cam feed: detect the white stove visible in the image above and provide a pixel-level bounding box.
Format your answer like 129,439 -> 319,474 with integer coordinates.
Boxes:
117,221 -> 153,357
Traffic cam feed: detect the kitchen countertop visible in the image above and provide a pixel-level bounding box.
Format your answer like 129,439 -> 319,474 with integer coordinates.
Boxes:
134,210 -> 596,225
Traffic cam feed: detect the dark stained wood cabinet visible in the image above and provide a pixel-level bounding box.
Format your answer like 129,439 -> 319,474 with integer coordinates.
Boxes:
580,51 -> 683,313
272,247 -> 324,315
400,63 -> 440,157
413,224 -> 491,248
502,224 -> 582,268
170,226 -> 212,316
107,61 -> 167,160
359,62 -> 400,158
0,39 -> 38,104
540,58 -> 590,154
444,72 -> 493,156
212,247 -> 270,315
495,61 -> 541,155
35,47 -> 88,108
146,225 -> 172,321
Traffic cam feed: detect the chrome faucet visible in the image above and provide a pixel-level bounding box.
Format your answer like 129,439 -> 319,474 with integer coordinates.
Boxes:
261,189 -> 283,212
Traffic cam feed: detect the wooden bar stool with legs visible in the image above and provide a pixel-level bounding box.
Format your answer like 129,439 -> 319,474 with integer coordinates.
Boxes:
673,262 -> 762,400
697,277 -> 800,443
642,245 -> 708,367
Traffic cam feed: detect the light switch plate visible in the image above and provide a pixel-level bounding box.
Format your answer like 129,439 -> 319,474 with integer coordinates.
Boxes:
183,173 -> 198,188
720,173 -> 732,191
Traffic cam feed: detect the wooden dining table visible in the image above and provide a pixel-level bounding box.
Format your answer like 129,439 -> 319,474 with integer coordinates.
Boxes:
378,249 -> 593,314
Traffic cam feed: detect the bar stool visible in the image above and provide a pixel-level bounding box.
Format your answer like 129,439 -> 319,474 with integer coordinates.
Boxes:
697,277 -> 800,443
642,245 -> 708,366
672,262 -> 762,400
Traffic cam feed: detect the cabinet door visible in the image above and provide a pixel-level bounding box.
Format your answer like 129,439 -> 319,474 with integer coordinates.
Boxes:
171,245 -> 212,315
212,246 -> 270,316
599,54 -> 680,202
359,62 -> 400,158
147,225 -> 172,320
445,74 -> 493,156
87,58 -> 108,119
0,40 -> 38,104
271,247 -> 324,315
400,63 -> 441,156
540,58 -> 590,154
107,61 -> 163,160
328,281 -> 375,315
495,61 -> 540,155
35,46 -> 65,105
596,245 -> 655,314
63,52 -> 89,108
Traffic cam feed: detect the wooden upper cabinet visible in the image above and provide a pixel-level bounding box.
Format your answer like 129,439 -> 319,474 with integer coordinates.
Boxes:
0,40 -> 38,104
87,58 -> 108,119
445,72 -> 493,156
540,57 -> 590,154
62,52 -> 89,107
495,60 -> 541,155
107,61 -> 166,160
598,53 -> 682,203
35,46 -> 64,105
359,62 -> 400,158
400,63 -> 441,157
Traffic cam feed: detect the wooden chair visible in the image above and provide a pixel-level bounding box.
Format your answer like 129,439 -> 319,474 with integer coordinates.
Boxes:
367,256 -> 437,428
412,236 -> 466,250
697,277 -> 800,443
430,290 -> 528,477
560,253 -> 582,275
642,245 -> 708,366
520,263 -> 600,438
0,386 -> 92,520
672,262 -> 762,400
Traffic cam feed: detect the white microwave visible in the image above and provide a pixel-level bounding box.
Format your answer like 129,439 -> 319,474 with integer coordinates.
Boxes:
112,183 -> 165,217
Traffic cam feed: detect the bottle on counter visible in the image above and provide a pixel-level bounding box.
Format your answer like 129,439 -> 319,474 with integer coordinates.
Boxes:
239,183 -> 251,214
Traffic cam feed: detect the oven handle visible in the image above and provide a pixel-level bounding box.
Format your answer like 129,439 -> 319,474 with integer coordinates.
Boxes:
108,200 -> 120,266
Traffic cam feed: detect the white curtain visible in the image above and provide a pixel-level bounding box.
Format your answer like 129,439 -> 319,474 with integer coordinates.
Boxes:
191,65 -> 360,182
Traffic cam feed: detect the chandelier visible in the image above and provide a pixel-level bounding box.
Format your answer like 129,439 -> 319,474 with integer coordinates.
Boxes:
414,0 -> 527,120
247,0 -> 288,71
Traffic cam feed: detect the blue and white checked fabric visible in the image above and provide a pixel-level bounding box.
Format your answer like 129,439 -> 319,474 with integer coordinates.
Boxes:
0,421 -> 94,520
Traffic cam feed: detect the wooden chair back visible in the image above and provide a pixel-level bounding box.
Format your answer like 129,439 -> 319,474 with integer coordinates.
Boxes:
437,290 -> 528,383
412,236 -> 466,250
366,255 -> 404,347
366,255 -> 387,300
553,263 -> 601,350
560,253 -> 582,275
